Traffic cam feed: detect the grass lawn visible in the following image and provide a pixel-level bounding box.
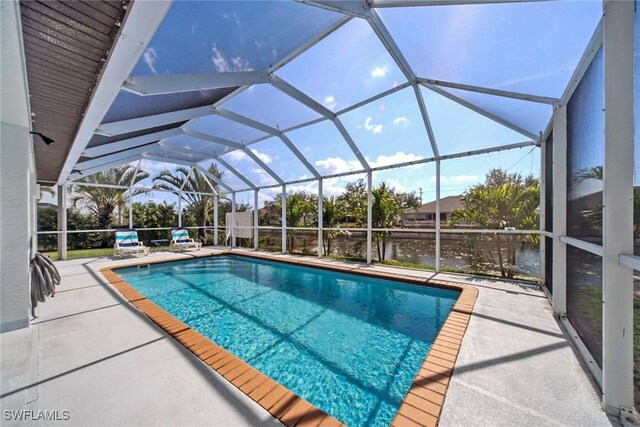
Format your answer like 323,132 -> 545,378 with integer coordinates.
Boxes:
42,247 -> 115,261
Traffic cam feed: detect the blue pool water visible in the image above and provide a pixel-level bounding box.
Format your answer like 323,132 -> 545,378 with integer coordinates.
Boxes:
116,256 -> 459,427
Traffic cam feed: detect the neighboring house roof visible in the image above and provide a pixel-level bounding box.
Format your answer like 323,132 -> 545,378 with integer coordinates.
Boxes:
402,195 -> 464,215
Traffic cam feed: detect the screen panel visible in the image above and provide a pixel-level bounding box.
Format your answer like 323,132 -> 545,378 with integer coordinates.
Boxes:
277,18 -> 406,112
566,245 -> 603,368
379,1 -> 601,97
566,48 -> 604,246
130,1 -> 342,76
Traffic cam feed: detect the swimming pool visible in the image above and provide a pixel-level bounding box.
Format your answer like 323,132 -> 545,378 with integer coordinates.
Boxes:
115,255 -> 460,427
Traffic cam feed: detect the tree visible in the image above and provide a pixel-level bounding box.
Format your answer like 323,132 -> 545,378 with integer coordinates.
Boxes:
337,179 -> 367,225
573,165 -> 604,231
71,165 -> 149,229
395,191 -> 421,211
37,206 -> 58,250
371,183 -> 403,261
574,165 -> 640,237
451,168 -> 539,278
153,164 -> 225,239
124,201 -> 177,242
261,191 -> 317,252
322,196 -> 346,255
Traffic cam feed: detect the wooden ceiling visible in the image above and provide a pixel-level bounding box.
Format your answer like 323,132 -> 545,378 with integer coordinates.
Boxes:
20,0 -> 128,184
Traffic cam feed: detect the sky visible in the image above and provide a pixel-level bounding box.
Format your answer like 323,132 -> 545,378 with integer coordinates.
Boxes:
44,0 -> 608,210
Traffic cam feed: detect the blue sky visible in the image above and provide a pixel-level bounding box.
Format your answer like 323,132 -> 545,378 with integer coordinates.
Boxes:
48,1 -> 607,210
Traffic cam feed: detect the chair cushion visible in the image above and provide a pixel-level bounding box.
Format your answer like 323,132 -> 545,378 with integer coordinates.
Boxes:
118,242 -> 138,248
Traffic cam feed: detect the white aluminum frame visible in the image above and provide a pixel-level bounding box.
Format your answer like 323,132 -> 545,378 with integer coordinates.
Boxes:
601,0 -> 634,412
551,102 -> 567,316
122,71 -> 270,96
47,0 -> 637,414
57,0 -> 173,184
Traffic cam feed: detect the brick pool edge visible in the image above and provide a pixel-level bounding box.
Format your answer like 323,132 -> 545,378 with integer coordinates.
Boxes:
99,251 -> 478,427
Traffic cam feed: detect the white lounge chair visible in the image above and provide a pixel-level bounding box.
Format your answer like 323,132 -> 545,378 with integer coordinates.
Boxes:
114,229 -> 149,258
170,227 -> 202,252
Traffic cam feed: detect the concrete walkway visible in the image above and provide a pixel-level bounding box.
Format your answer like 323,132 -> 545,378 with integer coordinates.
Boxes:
1,249 -> 611,426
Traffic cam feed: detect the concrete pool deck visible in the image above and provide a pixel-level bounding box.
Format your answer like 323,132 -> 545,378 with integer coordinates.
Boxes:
1,248 -> 612,426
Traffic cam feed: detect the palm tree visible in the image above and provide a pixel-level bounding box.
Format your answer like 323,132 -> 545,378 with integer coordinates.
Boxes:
71,165 -> 149,229
371,183 -> 402,261
451,170 -> 539,278
322,196 -> 348,255
575,166 -> 603,182
153,164 -> 224,239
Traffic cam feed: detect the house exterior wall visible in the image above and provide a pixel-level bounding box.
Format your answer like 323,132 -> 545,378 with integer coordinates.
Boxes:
1,0 -> 37,332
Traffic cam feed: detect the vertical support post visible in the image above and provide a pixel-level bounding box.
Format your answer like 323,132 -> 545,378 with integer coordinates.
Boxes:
552,102 -> 567,316
128,197 -> 133,228
601,0 -> 634,412
213,195 -> 219,246
254,189 -> 259,250
435,159 -> 441,272
540,133 -> 547,286
367,171 -> 372,264
128,159 -> 141,229
57,184 -> 67,260
231,192 -> 236,248
318,178 -> 323,258
281,185 -> 287,254
177,192 -> 182,227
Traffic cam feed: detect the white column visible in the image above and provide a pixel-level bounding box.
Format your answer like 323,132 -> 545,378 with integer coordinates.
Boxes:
254,189 -> 259,250
435,159 -> 441,272
601,0 -> 634,412
177,192 -> 182,227
231,192 -> 236,248
0,0 -> 33,332
367,171 -> 372,264
128,197 -> 133,228
318,179 -> 323,258
57,184 -> 67,260
213,195 -> 219,246
281,185 -> 287,254
128,159 -> 141,229
552,102 -> 567,316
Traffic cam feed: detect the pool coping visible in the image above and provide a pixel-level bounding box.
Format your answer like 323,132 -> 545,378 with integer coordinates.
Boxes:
99,251 -> 478,427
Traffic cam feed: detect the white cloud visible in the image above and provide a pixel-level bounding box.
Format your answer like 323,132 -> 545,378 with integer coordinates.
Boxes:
141,159 -> 177,177
386,179 -> 406,192
369,152 -> 423,168
225,150 -> 248,162
211,44 -> 252,72
251,149 -> 272,164
211,45 -> 228,72
143,47 -> 158,75
314,152 -> 423,176
324,95 -> 337,110
231,56 -> 251,71
361,117 -> 383,134
393,116 -> 410,127
251,168 -> 276,185
370,65 -> 389,78
315,157 -> 362,175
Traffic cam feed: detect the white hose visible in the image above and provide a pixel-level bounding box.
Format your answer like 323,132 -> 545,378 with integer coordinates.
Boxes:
30,253 -> 61,318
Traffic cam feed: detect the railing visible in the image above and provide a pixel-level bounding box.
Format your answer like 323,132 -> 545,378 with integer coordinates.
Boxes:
38,225 -> 544,282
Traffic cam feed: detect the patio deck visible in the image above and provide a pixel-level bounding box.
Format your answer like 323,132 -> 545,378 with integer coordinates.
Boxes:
1,248 -> 611,426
